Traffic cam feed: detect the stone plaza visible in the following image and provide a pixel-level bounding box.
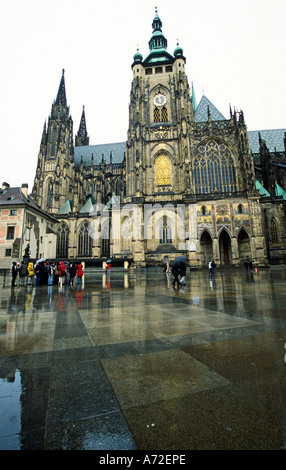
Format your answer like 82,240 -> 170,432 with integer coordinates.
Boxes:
0,266 -> 285,450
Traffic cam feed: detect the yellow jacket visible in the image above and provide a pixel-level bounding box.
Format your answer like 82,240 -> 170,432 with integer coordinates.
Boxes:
27,262 -> 34,277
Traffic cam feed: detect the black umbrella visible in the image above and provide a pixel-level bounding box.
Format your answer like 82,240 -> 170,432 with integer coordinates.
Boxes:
172,256 -> 187,269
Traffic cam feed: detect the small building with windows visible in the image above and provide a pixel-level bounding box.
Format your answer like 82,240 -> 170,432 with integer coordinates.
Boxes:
0,182 -> 57,269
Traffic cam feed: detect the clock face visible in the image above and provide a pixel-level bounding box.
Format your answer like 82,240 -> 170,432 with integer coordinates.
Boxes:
153,94 -> 167,107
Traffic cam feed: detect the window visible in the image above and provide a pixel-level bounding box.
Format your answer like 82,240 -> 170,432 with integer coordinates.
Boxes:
7,226 -> 15,240
155,155 -> 171,186
159,216 -> 172,244
166,66 -> 173,73
145,68 -> 152,75
194,140 -> 237,194
57,223 -> 69,258
161,107 -> 168,122
154,108 -> 160,122
155,67 -> 163,74
5,249 -> 12,256
47,181 -> 53,209
10,210 -> 17,216
78,222 -> 92,256
153,107 -> 168,123
270,219 -> 279,245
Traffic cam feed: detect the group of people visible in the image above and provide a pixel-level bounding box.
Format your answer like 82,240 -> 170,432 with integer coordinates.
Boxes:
11,260 -> 84,288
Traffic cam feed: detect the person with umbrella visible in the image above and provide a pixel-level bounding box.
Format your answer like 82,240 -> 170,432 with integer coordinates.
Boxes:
171,256 -> 187,288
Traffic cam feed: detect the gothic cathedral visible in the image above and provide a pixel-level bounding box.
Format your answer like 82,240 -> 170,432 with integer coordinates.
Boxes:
32,8 -> 286,268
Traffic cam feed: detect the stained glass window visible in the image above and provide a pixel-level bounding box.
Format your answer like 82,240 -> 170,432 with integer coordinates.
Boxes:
78,222 -> 92,256
57,223 -> 69,258
270,218 -> 279,245
156,155 -> 171,185
193,140 -> 237,194
159,216 -> 172,244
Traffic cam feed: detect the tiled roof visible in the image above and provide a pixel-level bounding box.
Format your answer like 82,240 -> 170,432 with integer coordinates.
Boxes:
0,186 -> 57,220
194,95 -> 226,122
73,98 -> 285,165
248,129 -> 286,153
74,142 -> 126,166
0,186 -> 32,206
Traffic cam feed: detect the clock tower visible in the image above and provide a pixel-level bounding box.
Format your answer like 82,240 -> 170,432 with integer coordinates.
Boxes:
126,8 -> 195,202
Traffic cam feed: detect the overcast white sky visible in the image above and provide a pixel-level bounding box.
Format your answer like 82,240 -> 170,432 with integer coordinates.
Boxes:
1,0 -> 285,191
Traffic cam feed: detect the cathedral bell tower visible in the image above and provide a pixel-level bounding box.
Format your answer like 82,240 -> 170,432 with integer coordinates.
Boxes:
126,8 -> 195,202
32,69 -> 75,213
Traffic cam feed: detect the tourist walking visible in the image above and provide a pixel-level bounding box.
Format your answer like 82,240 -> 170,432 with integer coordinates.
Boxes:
171,256 -> 187,287
209,260 -> 216,279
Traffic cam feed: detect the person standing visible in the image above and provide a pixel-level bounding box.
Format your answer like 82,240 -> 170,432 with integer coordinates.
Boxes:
27,262 -> 34,285
11,261 -> 18,287
35,262 -> 43,286
58,261 -> 66,288
76,263 -> 83,287
54,263 -> 59,285
69,263 -> 76,286
19,261 -> 28,286
48,263 -> 54,286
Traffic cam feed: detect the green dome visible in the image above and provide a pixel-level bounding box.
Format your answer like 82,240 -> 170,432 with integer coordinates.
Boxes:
174,41 -> 184,58
133,47 -> 143,64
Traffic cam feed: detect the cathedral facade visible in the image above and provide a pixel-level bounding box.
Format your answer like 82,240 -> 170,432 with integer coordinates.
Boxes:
32,9 -> 286,268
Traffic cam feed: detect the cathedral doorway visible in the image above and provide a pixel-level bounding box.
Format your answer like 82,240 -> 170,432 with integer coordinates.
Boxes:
200,230 -> 213,266
219,229 -> 232,265
237,228 -> 251,260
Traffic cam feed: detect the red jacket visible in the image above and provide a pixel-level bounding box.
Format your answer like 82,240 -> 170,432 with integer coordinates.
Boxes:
59,262 -> 66,277
77,264 -> 83,277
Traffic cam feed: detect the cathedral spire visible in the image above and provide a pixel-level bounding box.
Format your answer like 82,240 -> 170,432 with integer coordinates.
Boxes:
55,69 -> 67,106
148,7 -> 167,51
142,7 -> 174,66
75,105 -> 89,147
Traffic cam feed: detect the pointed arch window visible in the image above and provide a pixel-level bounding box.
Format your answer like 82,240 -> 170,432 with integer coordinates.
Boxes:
159,216 -> 172,244
154,108 -> 160,122
153,107 -> 168,123
161,107 -> 168,122
57,223 -> 69,258
270,218 -> 279,245
51,127 -> 57,157
47,181 -> 53,209
193,140 -> 237,194
78,222 -> 92,256
155,155 -> 171,186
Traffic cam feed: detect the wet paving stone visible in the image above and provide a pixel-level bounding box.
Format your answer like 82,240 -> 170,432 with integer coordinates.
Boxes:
0,267 -> 286,450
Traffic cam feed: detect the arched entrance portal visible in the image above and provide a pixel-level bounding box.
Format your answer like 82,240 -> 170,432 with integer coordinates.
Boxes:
200,230 -> 213,266
219,229 -> 232,265
237,228 -> 251,260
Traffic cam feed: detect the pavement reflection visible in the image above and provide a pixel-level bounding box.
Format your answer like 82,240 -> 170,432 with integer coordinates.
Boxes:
0,267 -> 286,450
